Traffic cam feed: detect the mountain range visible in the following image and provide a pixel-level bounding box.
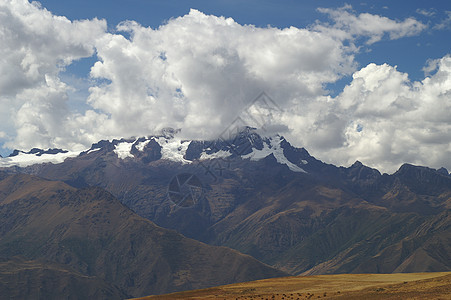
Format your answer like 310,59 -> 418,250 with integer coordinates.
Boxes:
0,172 -> 285,299
0,127 -> 450,298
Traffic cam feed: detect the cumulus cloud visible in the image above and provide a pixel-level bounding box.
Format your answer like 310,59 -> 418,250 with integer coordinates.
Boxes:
85,9 -> 355,141
312,56 -> 451,172
1,1 -> 449,173
0,0 -> 106,150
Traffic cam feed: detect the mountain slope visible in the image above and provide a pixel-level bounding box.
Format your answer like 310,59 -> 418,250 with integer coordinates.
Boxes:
0,257 -> 126,300
1,128 -> 450,277
0,173 -> 286,299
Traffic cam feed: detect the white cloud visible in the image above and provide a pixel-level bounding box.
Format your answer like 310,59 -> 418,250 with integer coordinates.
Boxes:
434,11 -> 451,30
317,6 -> 426,44
0,0 -> 106,150
85,9 -> 355,141
313,56 -> 451,173
423,58 -> 441,76
416,8 -> 436,18
0,2 -> 449,173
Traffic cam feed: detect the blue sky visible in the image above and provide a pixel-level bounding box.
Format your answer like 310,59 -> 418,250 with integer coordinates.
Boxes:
0,0 -> 450,172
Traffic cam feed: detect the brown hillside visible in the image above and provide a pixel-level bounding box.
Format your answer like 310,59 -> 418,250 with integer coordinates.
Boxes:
13,143 -> 450,276
132,272 -> 451,300
0,174 -> 286,298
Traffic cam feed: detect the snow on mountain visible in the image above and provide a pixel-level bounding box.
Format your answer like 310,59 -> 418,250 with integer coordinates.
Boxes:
110,135 -> 191,164
242,135 -> 306,173
200,149 -> 232,160
0,150 -> 80,168
0,128 -> 307,172
86,147 -> 102,154
113,139 -> 136,159
155,136 -> 191,164
135,139 -> 151,152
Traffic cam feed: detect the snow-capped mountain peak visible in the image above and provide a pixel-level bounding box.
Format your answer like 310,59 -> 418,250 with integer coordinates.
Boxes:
242,135 -> 306,172
0,148 -> 80,168
0,127 -> 309,172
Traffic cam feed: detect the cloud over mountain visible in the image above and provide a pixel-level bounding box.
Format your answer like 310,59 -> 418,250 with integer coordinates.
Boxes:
0,0 -> 449,173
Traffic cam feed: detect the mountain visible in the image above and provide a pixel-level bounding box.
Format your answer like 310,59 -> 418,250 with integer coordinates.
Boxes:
8,148 -> 69,157
1,127 -> 450,277
0,257 -> 126,300
0,148 -> 79,168
0,173 -> 286,299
